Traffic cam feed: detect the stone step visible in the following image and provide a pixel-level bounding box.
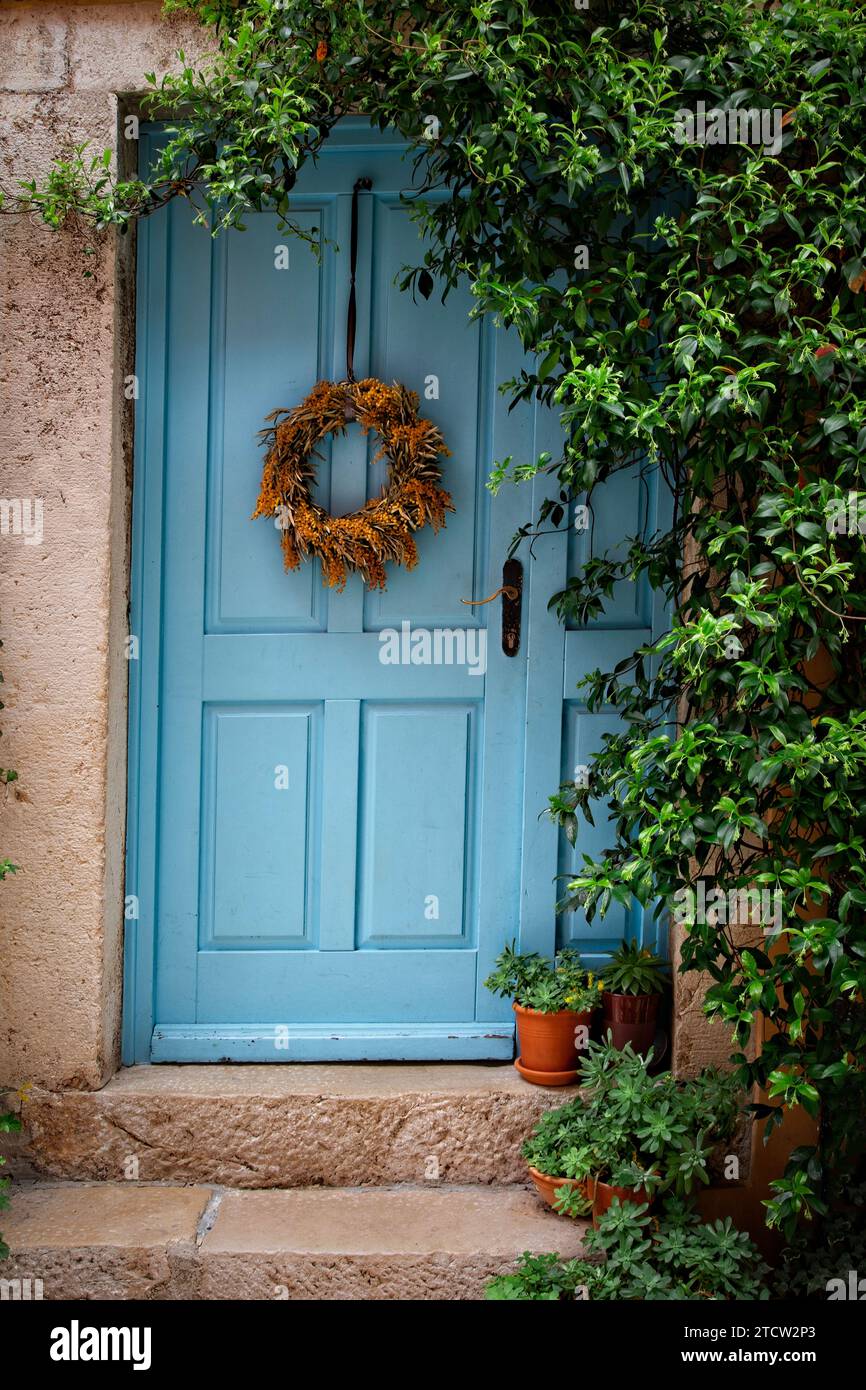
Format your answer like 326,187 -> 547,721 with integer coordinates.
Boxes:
2,1181 -> 589,1300
12,1064 -> 571,1187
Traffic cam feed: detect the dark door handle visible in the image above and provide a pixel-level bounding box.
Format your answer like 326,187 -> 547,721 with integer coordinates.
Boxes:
501,558 -> 523,657
460,560 -> 523,656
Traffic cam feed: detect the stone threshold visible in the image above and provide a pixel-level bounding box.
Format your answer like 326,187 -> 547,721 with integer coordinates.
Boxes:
7,1064 -> 576,1188
3,1180 -> 588,1300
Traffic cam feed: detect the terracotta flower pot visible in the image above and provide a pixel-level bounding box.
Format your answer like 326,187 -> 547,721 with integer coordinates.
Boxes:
513,1001 -> 591,1085
587,1176 -> 654,1227
528,1166 -> 586,1212
601,991 -> 660,1057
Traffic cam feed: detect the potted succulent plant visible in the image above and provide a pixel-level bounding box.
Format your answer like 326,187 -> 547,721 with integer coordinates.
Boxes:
484,942 -> 602,1085
529,1116 -> 660,1225
521,1039 -> 740,1226
583,1157 -> 659,1224
520,1095 -> 592,1211
600,938 -> 668,1056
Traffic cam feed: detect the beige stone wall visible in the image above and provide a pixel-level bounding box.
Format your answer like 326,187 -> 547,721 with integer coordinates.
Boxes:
0,2 -> 207,1089
670,922 -> 739,1076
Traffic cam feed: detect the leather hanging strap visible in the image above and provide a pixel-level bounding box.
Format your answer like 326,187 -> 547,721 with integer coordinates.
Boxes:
346,177 -> 373,382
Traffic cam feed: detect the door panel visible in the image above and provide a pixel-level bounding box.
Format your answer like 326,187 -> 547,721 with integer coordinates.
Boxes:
211,212 -> 328,632
363,193 -> 486,631
357,702 -> 478,947
516,459 -> 670,967
556,463 -> 671,964
201,704 -> 321,947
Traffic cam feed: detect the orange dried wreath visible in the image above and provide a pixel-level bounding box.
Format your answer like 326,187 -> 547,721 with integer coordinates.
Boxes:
252,377 -> 454,591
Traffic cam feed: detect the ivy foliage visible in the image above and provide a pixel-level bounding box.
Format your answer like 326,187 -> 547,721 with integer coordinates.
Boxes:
7,0 -> 866,1233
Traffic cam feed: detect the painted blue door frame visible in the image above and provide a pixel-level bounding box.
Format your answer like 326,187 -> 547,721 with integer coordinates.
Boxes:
123,119 -> 667,1063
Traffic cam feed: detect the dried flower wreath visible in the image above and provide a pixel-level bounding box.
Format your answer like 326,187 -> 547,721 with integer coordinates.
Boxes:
253,377 -> 454,590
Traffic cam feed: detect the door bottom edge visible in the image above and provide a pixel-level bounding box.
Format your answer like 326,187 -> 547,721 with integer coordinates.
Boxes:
150,1023 -> 516,1063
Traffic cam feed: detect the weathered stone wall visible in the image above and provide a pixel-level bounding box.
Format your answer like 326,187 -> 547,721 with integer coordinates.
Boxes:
670,922 -> 739,1075
0,2 -> 207,1090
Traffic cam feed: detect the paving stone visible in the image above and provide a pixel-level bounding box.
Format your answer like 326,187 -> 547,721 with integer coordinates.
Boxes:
198,1184 -> 588,1301
2,1182 -> 212,1300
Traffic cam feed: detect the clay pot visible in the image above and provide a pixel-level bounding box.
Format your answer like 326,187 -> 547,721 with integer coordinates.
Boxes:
528,1166 -> 586,1212
513,1002 -> 591,1085
587,1177 -> 654,1227
601,991 -> 660,1057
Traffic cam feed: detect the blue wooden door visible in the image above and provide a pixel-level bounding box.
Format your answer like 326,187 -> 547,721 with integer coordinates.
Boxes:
124,120 -> 666,1063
